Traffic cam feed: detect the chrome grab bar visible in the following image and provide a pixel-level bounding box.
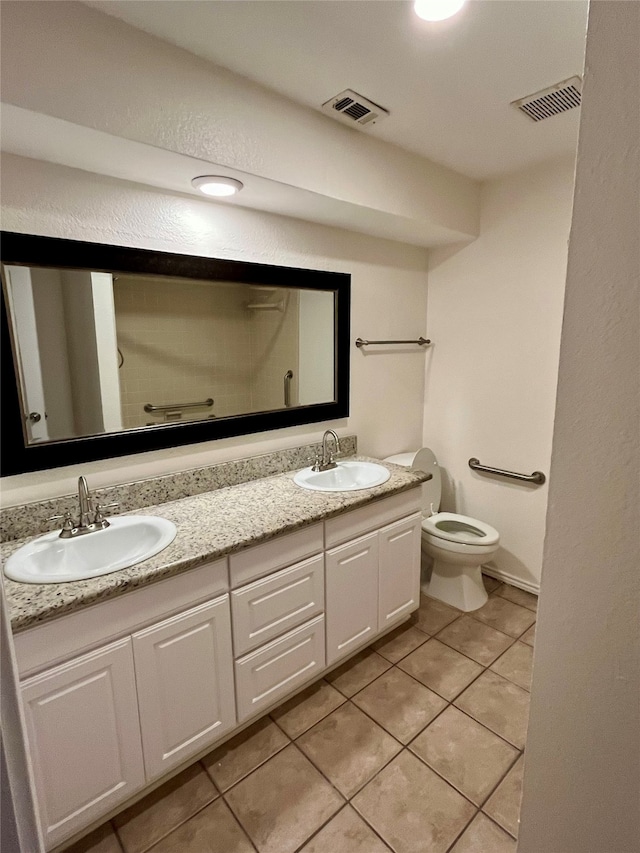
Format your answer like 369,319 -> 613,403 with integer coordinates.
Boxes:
284,370 -> 293,407
355,337 -> 431,348
468,458 -> 546,485
144,398 -> 214,414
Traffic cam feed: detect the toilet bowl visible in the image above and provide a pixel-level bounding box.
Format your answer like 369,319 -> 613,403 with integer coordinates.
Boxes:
383,449 -> 499,612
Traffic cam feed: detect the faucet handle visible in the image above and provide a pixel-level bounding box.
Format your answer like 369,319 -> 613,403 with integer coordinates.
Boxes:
48,512 -> 75,535
93,502 -> 118,524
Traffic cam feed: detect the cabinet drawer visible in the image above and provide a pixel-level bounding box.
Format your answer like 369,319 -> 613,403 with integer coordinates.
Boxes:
325,488 -> 422,549
231,554 -> 324,657
230,523 -> 323,588
235,615 -> 325,722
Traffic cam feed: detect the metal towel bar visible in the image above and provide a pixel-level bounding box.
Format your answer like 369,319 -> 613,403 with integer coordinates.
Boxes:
355,337 -> 431,348
468,458 -> 546,485
284,370 -> 293,408
144,398 -> 214,414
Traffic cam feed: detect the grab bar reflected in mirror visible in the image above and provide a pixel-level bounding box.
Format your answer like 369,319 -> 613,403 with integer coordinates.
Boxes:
144,398 -> 214,414
468,458 -> 546,485
284,370 -> 293,407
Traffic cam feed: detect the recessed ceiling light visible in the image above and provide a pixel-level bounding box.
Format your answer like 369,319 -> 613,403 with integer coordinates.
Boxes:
414,0 -> 467,22
191,176 -> 244,197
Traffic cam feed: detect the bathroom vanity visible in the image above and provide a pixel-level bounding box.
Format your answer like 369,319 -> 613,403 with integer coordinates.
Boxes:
2,460 -> 426,851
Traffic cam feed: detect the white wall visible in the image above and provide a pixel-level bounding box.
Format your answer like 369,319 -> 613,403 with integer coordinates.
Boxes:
298,290 -> 335,406
0,0 -> 479,243
423,155 -> 576,590
518,2 -> 640,850
0,154 -> 429,506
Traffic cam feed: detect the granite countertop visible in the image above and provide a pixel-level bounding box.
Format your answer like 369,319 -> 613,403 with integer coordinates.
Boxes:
2,458 -> 427,633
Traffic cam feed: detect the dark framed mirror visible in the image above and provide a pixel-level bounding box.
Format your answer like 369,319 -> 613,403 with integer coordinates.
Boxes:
1,232 -> 350,475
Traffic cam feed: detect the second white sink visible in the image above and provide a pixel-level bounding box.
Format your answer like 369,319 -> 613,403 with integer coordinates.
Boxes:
4,516 -> 177,584
294,461 -> 390,492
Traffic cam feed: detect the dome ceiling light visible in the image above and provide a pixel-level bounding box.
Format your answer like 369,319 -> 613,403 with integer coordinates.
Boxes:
191,176 -> 244,197
414,0 -> 467,22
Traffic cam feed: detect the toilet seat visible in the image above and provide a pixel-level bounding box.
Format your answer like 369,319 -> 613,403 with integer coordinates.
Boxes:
421,512 -> 499,547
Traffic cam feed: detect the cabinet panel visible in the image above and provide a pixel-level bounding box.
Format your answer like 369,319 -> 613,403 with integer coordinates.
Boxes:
133,596 -> 235,780
235,615 -> 325,722
378,512 -> 422,631
325,532 -> 379,665
230,523 -> 323,588
325,488 -> 421,549
21,638 -> 144,850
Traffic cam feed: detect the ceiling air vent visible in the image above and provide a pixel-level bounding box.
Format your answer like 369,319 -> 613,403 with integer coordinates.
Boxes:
321,89 -> 389,129
512,76 -> 582,122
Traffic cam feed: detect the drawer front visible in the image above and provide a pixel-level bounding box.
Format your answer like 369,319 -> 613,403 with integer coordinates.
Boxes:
235,615 -> 325,722
325,488 -> 422,549
231,554 -> 324,657
229,523 -> 323,588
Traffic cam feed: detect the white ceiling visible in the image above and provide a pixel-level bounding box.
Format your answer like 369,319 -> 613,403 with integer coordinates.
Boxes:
85,0 -> 588,181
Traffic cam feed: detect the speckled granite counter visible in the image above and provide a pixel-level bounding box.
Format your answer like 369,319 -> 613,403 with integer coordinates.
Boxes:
3,458 -> 427,633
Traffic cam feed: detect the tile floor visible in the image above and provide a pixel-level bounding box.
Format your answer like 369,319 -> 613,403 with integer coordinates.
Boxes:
65,577 -> 537,853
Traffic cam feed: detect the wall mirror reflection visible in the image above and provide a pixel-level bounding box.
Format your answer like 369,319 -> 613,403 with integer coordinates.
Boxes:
0,232 -> 350,474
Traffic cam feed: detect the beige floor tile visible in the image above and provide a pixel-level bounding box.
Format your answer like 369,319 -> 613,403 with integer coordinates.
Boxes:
520,623 -> 536,647
352,667 -> 446,743
397,639 -> 483,700
146,799 -> 254,853
484,755 -> 525,838
490,642 -> 534,691
271,679 -> 346,738
454,671 -> 530,748
481,575 -> 502,594
299,806 -> 391,853
470,597 -> 536,638
352,751 -> 475,853
325,649 -> 391,697
450,812 -> 517,853
409,706 -> 518,805
413,594 -> 461,635
225,744 -> 343,853
114,764 -> 218,853
496,584 -> 538,612
436,615 -> 514,666
203,716 -> 289,791
297,702 -> 401,797
371,623 -> 429,663
64,823 -> 122,853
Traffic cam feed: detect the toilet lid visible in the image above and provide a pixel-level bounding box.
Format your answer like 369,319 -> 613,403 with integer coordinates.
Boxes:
422,512 -> 499,547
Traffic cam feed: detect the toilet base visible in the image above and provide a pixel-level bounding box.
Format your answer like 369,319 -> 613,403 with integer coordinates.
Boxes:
422,558 -> 488,612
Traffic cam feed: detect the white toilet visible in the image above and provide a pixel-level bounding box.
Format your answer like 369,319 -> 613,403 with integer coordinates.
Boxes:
384,448 -> 500,612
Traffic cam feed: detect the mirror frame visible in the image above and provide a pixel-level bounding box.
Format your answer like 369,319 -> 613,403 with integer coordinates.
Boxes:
0,231 -> 350,475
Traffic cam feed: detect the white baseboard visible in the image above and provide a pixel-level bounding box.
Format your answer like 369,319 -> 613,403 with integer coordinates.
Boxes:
482,565 -> 540,595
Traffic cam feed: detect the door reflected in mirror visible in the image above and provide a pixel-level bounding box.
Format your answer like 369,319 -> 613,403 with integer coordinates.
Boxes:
3,265 -> 336,445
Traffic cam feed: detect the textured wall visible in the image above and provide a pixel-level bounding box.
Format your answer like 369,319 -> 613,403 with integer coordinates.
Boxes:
518,2 -> 640,850
423,155 -> 575,590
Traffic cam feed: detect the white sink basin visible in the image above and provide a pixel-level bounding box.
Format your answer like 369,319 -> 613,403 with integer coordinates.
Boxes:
293,461 -> 391,492
4,516 -> 177,584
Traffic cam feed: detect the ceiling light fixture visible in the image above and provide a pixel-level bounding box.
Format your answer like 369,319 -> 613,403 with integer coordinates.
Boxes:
191,176 -> 244,197
414,0 -> 467,22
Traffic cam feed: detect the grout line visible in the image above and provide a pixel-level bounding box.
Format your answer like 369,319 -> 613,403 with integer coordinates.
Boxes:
443,807 -> 481,853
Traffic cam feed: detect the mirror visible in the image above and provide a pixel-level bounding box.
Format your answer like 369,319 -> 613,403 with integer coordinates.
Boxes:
1,232 -> 350,474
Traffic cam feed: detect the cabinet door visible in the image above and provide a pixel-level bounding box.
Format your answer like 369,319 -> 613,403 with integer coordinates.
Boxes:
378,512 -> 422,632
21,638 -> 145,850
325,531 -> 379,665
133,596 -> 236,780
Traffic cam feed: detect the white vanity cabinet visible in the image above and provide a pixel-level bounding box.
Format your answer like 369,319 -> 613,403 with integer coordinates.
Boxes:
325,490 -> 422,665
20,638 -> 145,850
133,595 -> 236,780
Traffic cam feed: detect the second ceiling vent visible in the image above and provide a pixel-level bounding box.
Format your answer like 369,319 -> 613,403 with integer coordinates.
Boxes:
512,76 -> 582,122
322,89 -> 389,129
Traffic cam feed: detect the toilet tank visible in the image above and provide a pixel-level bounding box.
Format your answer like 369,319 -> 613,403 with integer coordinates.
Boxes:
383,448 -> 441,514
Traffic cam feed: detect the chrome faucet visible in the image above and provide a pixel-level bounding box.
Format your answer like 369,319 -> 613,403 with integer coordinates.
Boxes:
312,430 -> 341,472
49,476 -> 118,539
